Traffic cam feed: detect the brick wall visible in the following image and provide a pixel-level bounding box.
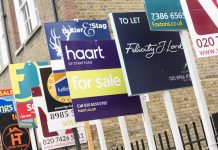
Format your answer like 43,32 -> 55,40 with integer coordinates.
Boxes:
0,0 -> 218,149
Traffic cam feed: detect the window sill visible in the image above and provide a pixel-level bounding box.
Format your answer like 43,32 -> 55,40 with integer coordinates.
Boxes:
15,24 -> 42,56
0,65 -> 9,75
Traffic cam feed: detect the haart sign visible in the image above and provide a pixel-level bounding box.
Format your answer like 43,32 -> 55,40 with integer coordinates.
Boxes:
61,40 -> 142,121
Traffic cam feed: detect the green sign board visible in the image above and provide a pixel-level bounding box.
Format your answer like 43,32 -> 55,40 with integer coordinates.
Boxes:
144,0 -> 187,30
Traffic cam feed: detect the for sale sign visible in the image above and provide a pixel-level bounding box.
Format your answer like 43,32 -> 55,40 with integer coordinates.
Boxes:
38,66 -> 83,132
9,62 -> 48,128
0,112 -> 32,150
31,87 -> 86,150
0,89 -> 15,114
61,40 -> 142,121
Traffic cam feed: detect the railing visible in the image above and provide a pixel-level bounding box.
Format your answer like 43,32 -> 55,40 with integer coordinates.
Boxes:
111,115 -> 218,150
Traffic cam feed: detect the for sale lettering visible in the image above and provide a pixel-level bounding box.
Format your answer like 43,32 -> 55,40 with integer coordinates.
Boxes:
72,74 -> 121,90
67,69 -> 126,99
26,103 -> 35,111
0,89 -> 13,96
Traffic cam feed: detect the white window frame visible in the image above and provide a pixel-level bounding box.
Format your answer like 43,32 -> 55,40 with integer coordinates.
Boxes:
0,0 -> 10,74
14,0 -> 40,44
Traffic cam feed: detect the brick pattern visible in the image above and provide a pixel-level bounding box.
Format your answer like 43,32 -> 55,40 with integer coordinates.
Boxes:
6,0 -> 21,50
0,0 -> 218,150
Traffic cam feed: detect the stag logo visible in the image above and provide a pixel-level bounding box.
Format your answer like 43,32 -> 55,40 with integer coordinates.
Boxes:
2,124 -> 30,150
49,29 -> 62,57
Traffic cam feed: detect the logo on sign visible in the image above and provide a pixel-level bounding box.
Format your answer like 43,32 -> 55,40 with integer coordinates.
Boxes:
49,22 -> 108,58
125,41 -> 183,59
2,124 -> 30,150
65,45 -> 105,60
47,73 -> 71,103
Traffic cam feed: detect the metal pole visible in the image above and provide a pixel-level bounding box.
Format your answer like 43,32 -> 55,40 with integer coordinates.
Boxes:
140,95 -> 157,150
118,116 -> 131,150
96,119 -> 107,150
163,91 -> 184,150
179,30 -> 217,150
50,0 -> 58,22
73,128 -> 81,150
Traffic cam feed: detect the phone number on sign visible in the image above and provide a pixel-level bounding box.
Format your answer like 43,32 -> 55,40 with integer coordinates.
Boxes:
50,110 -> 73,120
43,135 -> 74,145
151,12 -> 185,21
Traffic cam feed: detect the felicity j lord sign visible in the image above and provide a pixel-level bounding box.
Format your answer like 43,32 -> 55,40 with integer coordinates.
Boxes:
110,12 -> 191,96
61,40 -> 142,122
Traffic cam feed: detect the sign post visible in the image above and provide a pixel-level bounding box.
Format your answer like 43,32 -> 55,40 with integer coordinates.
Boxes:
84,122 -> 95,150
72,128 -> 81,150
179,30 -> 217,150
118,116 -> 131,150
144,1 -> 190,148
163,91 -> 184,150
140,96 -> 157,150
110,12 -> 192,150
96,120 -> 107,150
29,128 -> 38,150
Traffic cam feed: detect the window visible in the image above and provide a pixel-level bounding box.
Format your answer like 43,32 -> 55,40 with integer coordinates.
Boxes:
0,1 -> 10,73
14,0 -> 39,44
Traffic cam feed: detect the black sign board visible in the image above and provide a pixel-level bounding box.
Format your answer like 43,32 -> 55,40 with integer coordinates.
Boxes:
0,112 -> 32,150
110,12 -> 192,95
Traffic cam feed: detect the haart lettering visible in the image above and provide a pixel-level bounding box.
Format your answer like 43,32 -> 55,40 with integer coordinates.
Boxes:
65,45 -> 105,60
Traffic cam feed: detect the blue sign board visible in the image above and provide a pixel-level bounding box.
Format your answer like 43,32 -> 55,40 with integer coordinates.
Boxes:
0,95 -> 15,114
44,20 -> 111,97
44,20 -> 111,72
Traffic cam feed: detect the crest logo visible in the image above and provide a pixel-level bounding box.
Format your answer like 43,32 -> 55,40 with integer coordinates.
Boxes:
2,124 -> 30,150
